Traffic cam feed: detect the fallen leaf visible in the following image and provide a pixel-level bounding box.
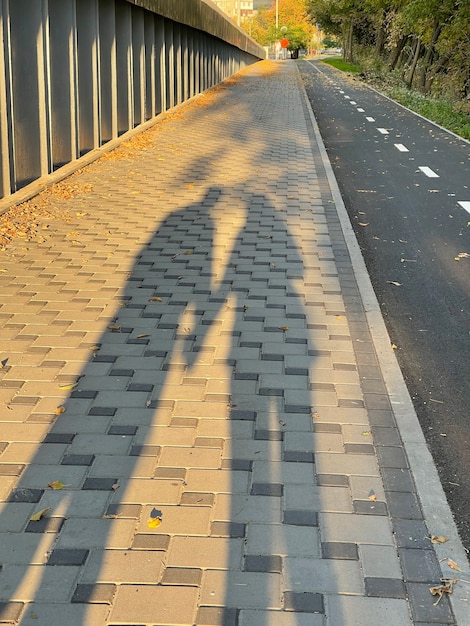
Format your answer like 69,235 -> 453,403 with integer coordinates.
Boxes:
391,343 -> 398,350
148,297 -> 162,302
358,222 -> 369,227
30,507 -> 51,521
278,326 -> 289,331
48,480 -> 66,490
429,578 -> 457,605
148,507 -> 163,528
447,558 -> 463,572
55,406 -> 66,415
58,382 -> 78,391
430,535 -> 448,544
111,483 -> 120,491
368,490 -> 377,501
1,358 -> 8,368
137,334 -> 151,338
107,324 -> 121,332
387,281 -> 402,286
184,250 -> 193,255
362,431 -> 371,436
455,252 -> 470,261
311,412 -> 320,419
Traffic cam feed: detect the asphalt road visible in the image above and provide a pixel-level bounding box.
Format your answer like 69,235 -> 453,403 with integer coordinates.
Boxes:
299,59 -> 470,550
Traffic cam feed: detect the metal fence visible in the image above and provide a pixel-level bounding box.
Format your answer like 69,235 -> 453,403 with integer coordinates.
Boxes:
0,0 -> 264,203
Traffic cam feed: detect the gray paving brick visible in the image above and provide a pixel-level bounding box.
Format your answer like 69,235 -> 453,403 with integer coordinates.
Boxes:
406,582 -> 455,623
47,549 -> 89,566
399,548 -> 443,582
321,541 -> 358,560
71,583 -> 116,604
360,544 -> 403,578
393,519 -> 432,549
327,596 -> 412,625
365,577 -> 406,598
283,591 -> 324,613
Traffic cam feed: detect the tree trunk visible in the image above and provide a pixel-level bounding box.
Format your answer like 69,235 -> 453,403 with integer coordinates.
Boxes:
418,20 -> 443,92
388,36 -> 408,71
405,37 -> 421,88
375,24 -> 386,58
344,19 -> 354,62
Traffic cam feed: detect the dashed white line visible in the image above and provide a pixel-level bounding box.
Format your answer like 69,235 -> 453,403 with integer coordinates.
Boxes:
357,108 -> 365,112
366,117 -> 375,122
394,144 -> 409,152
458,201 -> 470,214
344,95 -> 351,99
377,128 -> 389,135
350,101 -> 357,105
419,166 -> 439,178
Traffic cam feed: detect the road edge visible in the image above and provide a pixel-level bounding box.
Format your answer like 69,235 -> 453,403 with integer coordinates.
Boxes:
297,63 -> 470,625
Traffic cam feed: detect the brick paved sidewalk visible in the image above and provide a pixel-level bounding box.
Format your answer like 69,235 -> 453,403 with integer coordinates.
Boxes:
0,60 -> 468,625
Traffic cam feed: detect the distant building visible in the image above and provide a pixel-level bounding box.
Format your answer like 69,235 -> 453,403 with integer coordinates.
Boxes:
212,1 -> 254,22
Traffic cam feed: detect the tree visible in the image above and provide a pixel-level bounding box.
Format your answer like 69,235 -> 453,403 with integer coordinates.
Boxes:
244,0 -> 317,49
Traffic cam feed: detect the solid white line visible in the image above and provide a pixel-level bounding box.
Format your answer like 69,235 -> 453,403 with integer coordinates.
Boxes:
458,201 -> 470,214
419,166 -> 439,178
377,128 -> 389,134
366,116 -> 375,122
394,144 -> 409,152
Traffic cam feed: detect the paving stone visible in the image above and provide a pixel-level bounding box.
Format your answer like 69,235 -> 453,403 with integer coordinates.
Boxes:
365,578 -> 406,598
161,567 -> 202,586
47,549 -> 89,566
196,606 -> 238,626
81,549 -> 165,583
327,596 -> 413,625
245,555 -> 283,573
7,488 -> 43,503
386,491 -> 423,520
0,602 -> 23,622
406,582 -> 455,623
321,542 -> 359,560
399,548 -> 443,582
353,500 -> 388,516
393,519 -> 432,549
360,544 -> 403,578
239,610 -> 323,626
283,591 -> 324,613
246,524 -> 320,558
381,467 -> 416,492
71,583 -> 116,604
110,585 -> 198,624
201,570 -> 282,609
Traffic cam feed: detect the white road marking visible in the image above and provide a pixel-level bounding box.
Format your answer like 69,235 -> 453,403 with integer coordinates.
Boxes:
458,201 -> 470,214
419,166 -> 439,178
394,144 -> 409,152
366,117 -> 375,122
377,128 -> 389,135
344,95 -> 351,99
357,108 -> 365,112
350,101 -> 357,105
